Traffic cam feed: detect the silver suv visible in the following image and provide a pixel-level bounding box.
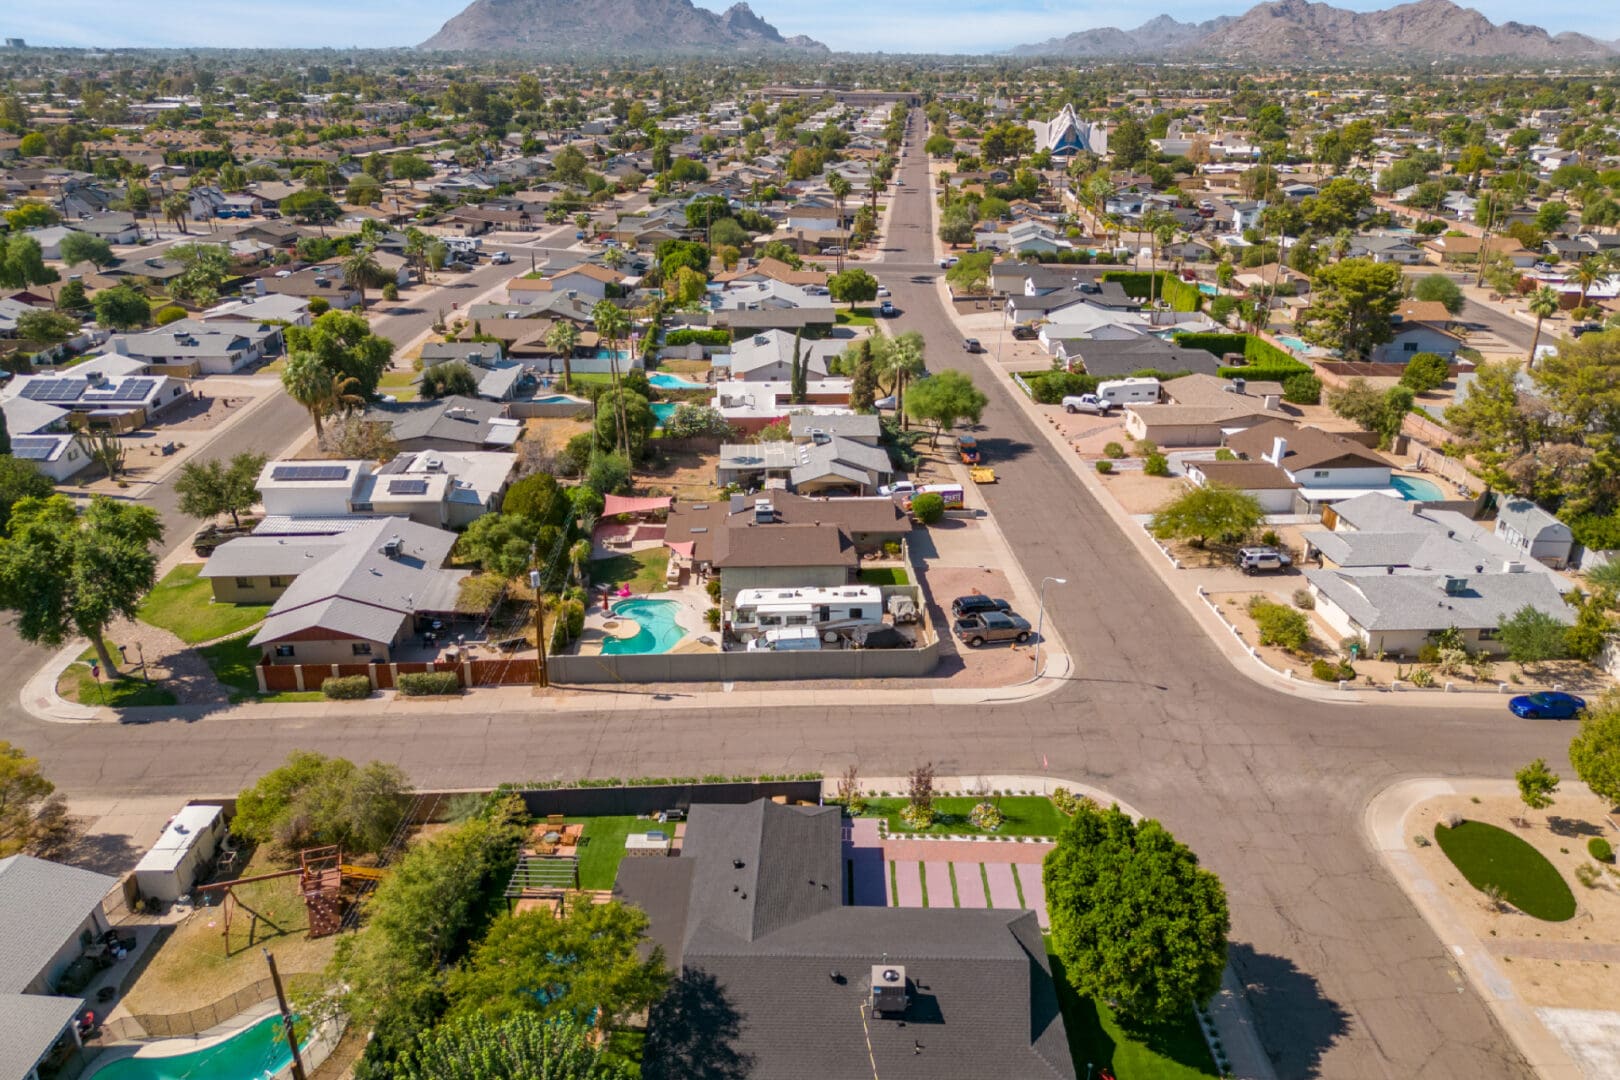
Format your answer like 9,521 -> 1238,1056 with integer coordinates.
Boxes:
1236,546 -> 1292,574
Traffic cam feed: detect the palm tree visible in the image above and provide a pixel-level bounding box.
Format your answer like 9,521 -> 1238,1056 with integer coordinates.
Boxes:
162,192 -> 190,236
341,244 -> 387,312
1526,286 -> 1561,366
592,300 -> 632,455
545,320 -> 580,392
403,227 -> 430,284
888,332 -> 926,431
602,246 -> 626,271
828,173 -> 852,274
569,539 -> 592,586
1572,256 -> 1603,309
1152,222 -> 1176,307
282,351 -> 335,438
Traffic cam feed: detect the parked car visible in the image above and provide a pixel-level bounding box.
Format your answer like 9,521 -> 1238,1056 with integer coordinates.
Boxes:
957,434 -> 980,464
1571,322 -> 1604,338
879,300 -> 897,317
1012,324 -> 1038,340
963,338 -> 983,353
878,480 -> 917,497
876,284 -> 891,297
954,611 -> 1032,647
850,625 -> 910,650
874,394 -> 898,410
951,595 -> 1011,618
939,256 -> 959,268
491,250 -> 512,265
1235,547 -> 1293,574
1508,691 -> 1586,719
1061,394 -> 1114,415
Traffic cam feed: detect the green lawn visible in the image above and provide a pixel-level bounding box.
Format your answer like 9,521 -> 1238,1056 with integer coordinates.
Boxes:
1435,820 -> 1576,921
58,664 -> 178,708
138,564 -> 270,644
592,550 -> 669,595
379,370 -> 421,402
1047,943 -> 1219,1080
858,566 -> 909,586
564,816 -> 645,890
199,633 -> 324,705
863,795 -> 1070,837
836,307 -> 876,327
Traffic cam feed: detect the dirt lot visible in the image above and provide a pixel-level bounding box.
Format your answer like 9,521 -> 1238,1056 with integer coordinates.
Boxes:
522,413 -> 595,454
153,392 -> 256,432
640,447 -> 723,502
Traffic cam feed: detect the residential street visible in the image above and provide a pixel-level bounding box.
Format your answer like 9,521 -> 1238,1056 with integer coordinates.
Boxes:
0,118 -> 1568,1079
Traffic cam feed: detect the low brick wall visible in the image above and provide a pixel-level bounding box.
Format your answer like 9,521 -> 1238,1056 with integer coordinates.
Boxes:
548,637 -> 940,683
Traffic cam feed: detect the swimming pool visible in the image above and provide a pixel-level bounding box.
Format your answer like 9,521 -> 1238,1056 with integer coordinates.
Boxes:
594,347 -> 634,362
1197,282 -> 1220,296
88,1014 -> 305,1080
647,372 -> 707,390
1391,474 -> 1446,502
533,394 -> 587,405
650,402 -> 679,428
1277,334 -> 1312,353
602,599 -> 687,655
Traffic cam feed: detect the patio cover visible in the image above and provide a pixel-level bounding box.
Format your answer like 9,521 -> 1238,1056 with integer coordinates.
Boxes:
604,494 -> 673,516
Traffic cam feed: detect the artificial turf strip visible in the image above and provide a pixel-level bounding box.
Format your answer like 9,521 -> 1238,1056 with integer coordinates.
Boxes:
980,863 -> 993,907
1435,820 -> 1576,921
889,861 -> 899,906
948,863 -> 961,907
1011,863 -> 1027,908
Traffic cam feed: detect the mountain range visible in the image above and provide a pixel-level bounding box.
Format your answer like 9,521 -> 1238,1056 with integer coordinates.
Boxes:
418,0 -> 827,54
1011,0 -> 1616,61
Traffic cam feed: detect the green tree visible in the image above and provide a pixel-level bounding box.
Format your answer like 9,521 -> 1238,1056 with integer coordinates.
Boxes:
420,361 -> 479,399
232,750 -> 408,855
1533,326 -> 1620,435
341,244 -> 390,312
447,902 -> 668,1027
0,457 -> 52,534
545,320 -> 580,393
585,452 -> 632,496
1526,287 -> 1562,365
56,279 -> 88,313
938,202 -> 974,247
390,1013 -> 630,1080
92,282 -> 152,330
1400,352 -> 1451,393
502,472 -> 569,529
1299,258 -> 1403,359
14,309 -> 79,345
828,268 -> 878,311
1569,693 -> 1620,807
909,491 -> 945,524
57,232 -> 114,268
457,513 -> 538,580
0,740 -> 70,858
1515,758 -> 1559,826
1412,273 -> 1465,315
161,192 -> 190,236
1497,604 -> 1570,665
1109,116 -> 1149,170
790,329 -> 806,404
167,242 -> 232,307
664,404 -> 732,439
1328,378 -> 1413,447
903,369 -> 985,444
284,309 -> 394,399
594,388 -> 656,459
280,189 -> 341,233
850,339 -> 878,414
1564,589 -> 1614,661
0,235 -> 56,290
174,452 -> 266,530
1149,484 -> 1263,548
0,495 -> 162,675
3,200 -> 58,229
1044,801 -> 1229,1025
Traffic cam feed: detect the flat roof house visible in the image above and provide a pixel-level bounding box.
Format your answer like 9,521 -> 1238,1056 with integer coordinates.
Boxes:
614,800 -> 1074,1080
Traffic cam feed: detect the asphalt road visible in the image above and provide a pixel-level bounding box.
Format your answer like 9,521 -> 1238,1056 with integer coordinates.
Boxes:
0,120 -> 1568,1078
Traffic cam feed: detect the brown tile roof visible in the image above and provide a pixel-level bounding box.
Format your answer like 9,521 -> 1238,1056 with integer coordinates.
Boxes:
1190,460 -> 1299,490
1226,420 -> 1390,472
712,522 -> 856,569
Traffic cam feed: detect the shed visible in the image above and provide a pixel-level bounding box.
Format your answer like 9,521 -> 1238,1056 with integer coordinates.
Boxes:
133,804 -> 227,903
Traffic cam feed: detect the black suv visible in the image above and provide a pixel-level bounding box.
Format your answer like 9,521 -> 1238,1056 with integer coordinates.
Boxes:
951,595 -> 1012,618
1011,324 -> 1038,341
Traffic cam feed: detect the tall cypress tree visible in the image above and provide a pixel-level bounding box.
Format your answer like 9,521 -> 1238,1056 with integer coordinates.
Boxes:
0,407 -> 10,456
850,339 -> 877,413
790,329 -> 806,404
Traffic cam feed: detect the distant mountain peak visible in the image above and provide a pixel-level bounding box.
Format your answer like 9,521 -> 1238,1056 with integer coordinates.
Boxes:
419,0 -> 826,54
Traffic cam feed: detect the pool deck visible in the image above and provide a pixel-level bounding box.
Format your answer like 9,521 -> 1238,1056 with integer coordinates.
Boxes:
574,582 -> 716,657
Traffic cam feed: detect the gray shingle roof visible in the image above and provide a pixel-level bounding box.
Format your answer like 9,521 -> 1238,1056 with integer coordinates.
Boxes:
1306,568 -> 1573,632
0,993 -> 83,1080
0,854 -> 117,994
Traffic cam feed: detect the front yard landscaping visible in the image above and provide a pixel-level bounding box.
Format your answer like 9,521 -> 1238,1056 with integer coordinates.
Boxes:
835,307 -> 876,327
57,662 -> 177,708
1048,944 -> 1218,1079
863,795 -> 1070,837
138,563 -> 270,644
200,633 -> 324,704
1434,819 -> 1576,921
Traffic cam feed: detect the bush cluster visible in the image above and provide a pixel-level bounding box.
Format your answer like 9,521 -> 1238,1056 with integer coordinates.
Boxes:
969,801 -> 1005,831
321,675 -> 373,700
1143,452 -> 1170,477
1247,596 -> 1312,653
398,671 -> 461,696
1095,460 -> 1113,474
1591,837 -> 1615,864
664,328 -> 732,347
1027,370 -> 1099,404
1310,658 -> 1355,682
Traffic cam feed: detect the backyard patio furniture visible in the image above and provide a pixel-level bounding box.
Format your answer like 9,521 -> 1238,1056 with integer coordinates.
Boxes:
546,814 -> 566,828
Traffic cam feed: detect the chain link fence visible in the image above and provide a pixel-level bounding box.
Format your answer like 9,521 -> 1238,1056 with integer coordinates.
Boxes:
99,978 -> 277,1041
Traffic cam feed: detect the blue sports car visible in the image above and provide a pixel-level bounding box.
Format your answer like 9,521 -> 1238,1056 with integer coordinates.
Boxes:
1508,692 -> 1586,720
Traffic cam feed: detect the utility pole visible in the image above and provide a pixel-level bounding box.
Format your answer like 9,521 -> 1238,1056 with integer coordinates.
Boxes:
529,569 -> 551,689
263,950 -> 308,1080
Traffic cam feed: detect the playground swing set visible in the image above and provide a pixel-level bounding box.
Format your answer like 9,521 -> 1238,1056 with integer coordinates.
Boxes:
193,846 -> 390,950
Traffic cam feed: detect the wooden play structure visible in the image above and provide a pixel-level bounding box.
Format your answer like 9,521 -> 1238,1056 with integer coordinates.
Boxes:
194,846 -> 392,948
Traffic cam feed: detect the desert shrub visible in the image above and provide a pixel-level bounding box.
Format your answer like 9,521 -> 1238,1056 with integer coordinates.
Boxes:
321,675 -> 373,700
1417,642 -> 1441,665
910,492 -> 945,524
1293,589 -> 1314,610
1247,596 -> 1311,653
1283,372 -> 1322,405
1215,447 -> 1237,461
1590,837 -> 1615,864
1311,658 -> 1354,682
1095,460 -> 1113,474
1103,441 -> 1125,459
1135,440 -> 1158,455
398,671 -> 460,696
382,281 -> 399,302
1408,667 -> 1436,688
1143,452 -> 1170,477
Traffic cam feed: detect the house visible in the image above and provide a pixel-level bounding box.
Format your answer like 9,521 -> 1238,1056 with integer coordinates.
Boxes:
789,411 -> 881,445
1348,235 -> 1426,265
1421,236 -> 1536,268
1184,459 -> 1302,513
1062,337 -> 1218,379
255,268 -> 363,310
70,211 -> 141,245
0,364 -> 189,433
723,329 -> 845,383
199,293 -> 311,329
1494,498 -> 1575,569
505,264 -> 624,304
1301,493 -> 1573,656
361,395 -> 524,453
420,341 -> 506,369
1,854 -> 119,1080
108,320 -> 278,375
246,517 -> 468,664
1225,421 -> 1392,504
665,492 -> 907,596
614,800 -> 1075,1080
976,221 -> 1069,256
1123,374 -> 1290,447
238,452 -> 514,537
716,435 -> 893,496
0,395 -> 93,481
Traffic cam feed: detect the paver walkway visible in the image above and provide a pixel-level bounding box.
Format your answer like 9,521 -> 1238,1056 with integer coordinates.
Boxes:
893,860 -> 923,907
1019,863 -> 1049,928
956,864 -> 988,908
923,861 -> 952,908
984,862 -> 1020,909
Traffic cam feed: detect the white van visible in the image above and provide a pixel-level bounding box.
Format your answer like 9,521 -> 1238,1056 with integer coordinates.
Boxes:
1096,377 -> 1161,406
747,626 -> 822,652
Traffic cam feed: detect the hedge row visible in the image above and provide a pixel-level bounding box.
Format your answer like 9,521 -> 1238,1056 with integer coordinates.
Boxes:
321,675 -> 373,700
1174,332 -> 1304,372
1216,365 -> 1313,383
1100,271 -> 1203,313
398,671 -> 461,696
1025,371 -> 1099,403
665,328 -> 731,347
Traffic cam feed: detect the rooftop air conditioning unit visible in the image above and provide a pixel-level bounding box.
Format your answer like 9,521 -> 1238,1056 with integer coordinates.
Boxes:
381,536 -> 403,558
870,965 -> 908,1017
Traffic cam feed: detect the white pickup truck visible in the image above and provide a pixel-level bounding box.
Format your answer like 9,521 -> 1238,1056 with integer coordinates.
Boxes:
1060,394 -> 1115,415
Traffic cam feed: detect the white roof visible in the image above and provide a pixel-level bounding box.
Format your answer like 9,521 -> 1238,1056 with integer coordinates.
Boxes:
133,804 -> 222,876
733,585 -> 883,610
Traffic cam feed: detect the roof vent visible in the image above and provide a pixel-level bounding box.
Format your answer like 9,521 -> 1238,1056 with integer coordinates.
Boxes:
382,536 -> 403,559
871,965 -> 908,1017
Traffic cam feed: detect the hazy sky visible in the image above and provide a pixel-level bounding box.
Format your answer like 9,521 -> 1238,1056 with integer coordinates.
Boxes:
9,0 -> 1618,55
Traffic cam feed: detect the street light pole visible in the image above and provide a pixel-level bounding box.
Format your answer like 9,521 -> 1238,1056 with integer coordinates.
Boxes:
1033,576 -> 1067,678
529,568 -> 550,689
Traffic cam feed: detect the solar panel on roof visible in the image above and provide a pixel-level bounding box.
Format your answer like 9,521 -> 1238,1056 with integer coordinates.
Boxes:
20,379 -> 86,403
270,465 -> 350,482
387,479 -> 429,495
106,378 -> 156,401
10,438 -> 53,461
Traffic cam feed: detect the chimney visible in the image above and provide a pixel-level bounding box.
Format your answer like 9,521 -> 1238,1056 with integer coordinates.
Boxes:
1266,436 -> 1287,465
1262,393 -> 1281,411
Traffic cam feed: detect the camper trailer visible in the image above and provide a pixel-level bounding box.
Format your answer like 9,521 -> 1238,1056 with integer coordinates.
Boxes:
1096,377 -> 1161,405
731,585 -> 885,638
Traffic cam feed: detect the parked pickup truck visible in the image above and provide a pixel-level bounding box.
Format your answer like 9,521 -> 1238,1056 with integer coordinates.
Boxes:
1061,394 -> 1115,415
953,611 -> 1032,648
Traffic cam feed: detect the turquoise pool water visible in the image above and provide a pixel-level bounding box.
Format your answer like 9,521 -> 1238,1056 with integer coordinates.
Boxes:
602,599 -> 687,655
594,347 -> 633,362
533,394 -> 585,404
647,372 -> 707,390
650,402 -> 679,428
1391,474 -> 1446,502
1277,334 -> 1312,353
1198,282 -> 1219,295
89,1014 -> 303,1080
